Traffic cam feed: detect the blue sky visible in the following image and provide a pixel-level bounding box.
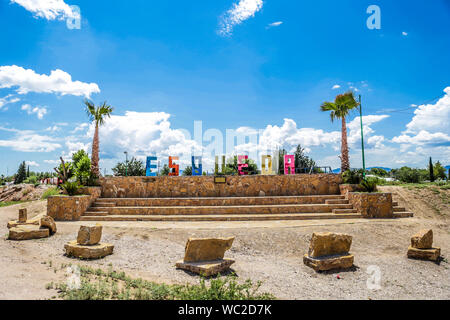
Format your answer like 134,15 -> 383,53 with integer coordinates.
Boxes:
0,0 -> 449,175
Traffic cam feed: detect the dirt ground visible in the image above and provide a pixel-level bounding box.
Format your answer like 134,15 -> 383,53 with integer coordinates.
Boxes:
0,186 -> 448,300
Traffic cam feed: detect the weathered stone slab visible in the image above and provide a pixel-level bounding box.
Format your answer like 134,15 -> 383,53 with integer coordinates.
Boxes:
407,246 -> 441,262
184,237 -> 234,262
411,229 -> 433,249
176,258 -> 235,277
8,225 -> 49,240
303,254 -> 354,271
40,215 -> 57,235
18,208 -> 27,223
308,232 -> 352,258
77,224 -> 102,245
64,240 -> 114,259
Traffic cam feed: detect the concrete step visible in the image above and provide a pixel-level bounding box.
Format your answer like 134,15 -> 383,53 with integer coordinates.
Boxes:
392,201 -> 398,206
325,199 -> 349,205
332,208 -> 358,214
393,212 -> 414,218
94,195 -> 345,207
79,213 -> 363,222
393,207 -> 406,212
86,203 -> 354,215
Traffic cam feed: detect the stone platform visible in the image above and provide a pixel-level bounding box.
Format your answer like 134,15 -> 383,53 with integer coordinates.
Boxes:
303,254 -> 354,271
64,240 -> 114,259
176,258 -> 235,277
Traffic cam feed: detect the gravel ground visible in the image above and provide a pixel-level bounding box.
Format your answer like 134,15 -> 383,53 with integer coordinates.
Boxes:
0,188 -> 449,300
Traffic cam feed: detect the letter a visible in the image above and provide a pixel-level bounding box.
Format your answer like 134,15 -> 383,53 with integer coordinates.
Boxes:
366,5 -> 381,30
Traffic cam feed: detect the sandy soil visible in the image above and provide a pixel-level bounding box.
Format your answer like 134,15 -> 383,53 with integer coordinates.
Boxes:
0,186 -> 449,300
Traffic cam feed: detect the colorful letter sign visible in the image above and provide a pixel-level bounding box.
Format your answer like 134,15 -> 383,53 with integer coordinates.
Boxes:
284,155 -> 295,175
169,156 -> 179,176
192,156 -> 202,176
146,156 -> 157,176
215,155 -> 225,175
238,155 -> 248,175
261,155 -> 273,175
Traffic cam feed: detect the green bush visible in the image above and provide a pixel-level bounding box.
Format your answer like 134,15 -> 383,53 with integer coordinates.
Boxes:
55,265 -> 275,300
62,181 -> 82,196
359,179 -> 377,193
342,169 -> 363,184
392,167 -> 423,183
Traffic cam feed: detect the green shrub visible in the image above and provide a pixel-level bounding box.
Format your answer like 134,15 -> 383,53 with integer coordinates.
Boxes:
359,179 -> 377,192
62,181 -> 82,196
41,187 -> 60,199
392,167 -> 423,183
55,265 -> 275,300
342,169 -> 363,184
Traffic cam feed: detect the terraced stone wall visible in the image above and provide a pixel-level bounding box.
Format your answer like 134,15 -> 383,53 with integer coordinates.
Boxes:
99,174 -> 342,198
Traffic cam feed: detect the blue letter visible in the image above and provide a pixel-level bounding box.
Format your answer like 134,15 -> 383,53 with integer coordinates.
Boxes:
192,156 -> 202,175
146,156 -> 157,176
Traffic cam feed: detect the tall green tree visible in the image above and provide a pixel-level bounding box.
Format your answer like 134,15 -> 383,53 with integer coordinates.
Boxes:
294,145 -> 316,172
85,100 -> 114,178
434,161 -> 446,180
429,157 -> 435,182
14,161 -> 27,184
320,91 -> 359,173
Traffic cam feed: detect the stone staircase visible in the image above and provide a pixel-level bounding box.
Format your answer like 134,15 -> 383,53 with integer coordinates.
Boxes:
392,201 -> 414,218
80,195 -> 363,222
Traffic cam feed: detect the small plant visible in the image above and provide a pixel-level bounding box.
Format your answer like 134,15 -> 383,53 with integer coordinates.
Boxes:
359,179 -> 377,193
342,169 -> 363,184
62,181 -> 82,196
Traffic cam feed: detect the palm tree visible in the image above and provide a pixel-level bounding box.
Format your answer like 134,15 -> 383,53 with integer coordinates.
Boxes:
85,100 -> 114,177
320,91 -> 359,173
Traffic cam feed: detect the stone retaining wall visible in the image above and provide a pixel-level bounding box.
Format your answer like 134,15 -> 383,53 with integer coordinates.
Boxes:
99,174 -> 342,198
47,186 -> 101,221
348,192 -> 393,218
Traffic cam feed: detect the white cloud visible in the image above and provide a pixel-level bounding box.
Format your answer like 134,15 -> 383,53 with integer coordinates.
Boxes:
347,115 -> 389,148
391,86 -> 450,152
218,0 -> 264,36
0,94 -> 20,109
331,84 -> 341,90
392,130 -> 450,146
71,123 -> 89,133
0,127 -> 61,152
86,111 -> 201,166
21,104 -> 47,119
404,87 -> 450,134
0,65 -> 100,98
25,160 -> 39,167
402,31 -> 408,36
11,0 -> 77,20
267,21 -> 282,28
